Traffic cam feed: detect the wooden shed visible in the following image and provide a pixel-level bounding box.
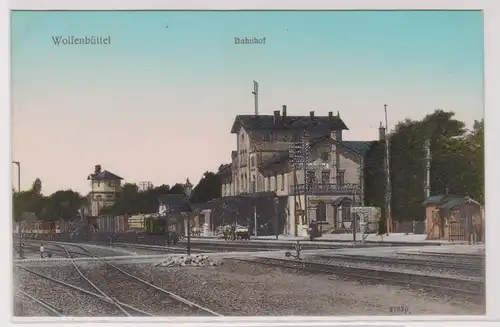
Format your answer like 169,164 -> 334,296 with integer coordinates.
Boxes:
423,195 -> 483,242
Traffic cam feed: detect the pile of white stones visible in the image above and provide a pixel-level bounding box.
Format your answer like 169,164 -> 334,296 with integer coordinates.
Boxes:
156,254 -> 222,268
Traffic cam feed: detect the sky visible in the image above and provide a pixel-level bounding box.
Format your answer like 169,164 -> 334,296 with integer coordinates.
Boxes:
10,10 -> 484,195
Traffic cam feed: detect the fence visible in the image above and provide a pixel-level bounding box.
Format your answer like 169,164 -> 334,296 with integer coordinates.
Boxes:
392,220 -> 426,234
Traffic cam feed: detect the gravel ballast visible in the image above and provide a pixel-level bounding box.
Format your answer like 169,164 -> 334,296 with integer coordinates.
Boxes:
14,267 -> 123,316
305,256 -> 484,279
139,259 -> 485,315
13,258 -> 485,317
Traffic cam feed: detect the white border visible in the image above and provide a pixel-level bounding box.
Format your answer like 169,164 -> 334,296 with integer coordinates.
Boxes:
6,0 -> 494,10
3,0 -> 500,326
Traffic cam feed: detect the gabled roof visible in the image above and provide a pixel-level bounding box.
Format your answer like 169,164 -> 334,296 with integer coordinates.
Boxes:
439,197 -> 468,210
230,115 -> 349,134
342,141 -> 375,157
310,136 -> 375,157
422,195 -> 448,206
87,170 -> 123,181
259,152 -> 289,172
258,136 -> 376,173
422,194 -> 481,210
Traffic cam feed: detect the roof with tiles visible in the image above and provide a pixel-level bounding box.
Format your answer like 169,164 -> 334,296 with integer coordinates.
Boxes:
230,114 -> 349,134
258,137 -> 376,172
87,170 -> 123,181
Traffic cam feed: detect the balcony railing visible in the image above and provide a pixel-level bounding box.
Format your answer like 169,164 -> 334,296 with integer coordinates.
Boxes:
289,183 -> 361,195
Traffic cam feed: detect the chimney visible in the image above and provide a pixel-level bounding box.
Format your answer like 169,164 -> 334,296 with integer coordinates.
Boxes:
273,110 -> 280,124
337,111 -> 340,117
309,111 -> 315,120
378,121 -> 386,141
328,111 -> 333,120
94,165 -> 102,174
282,105 -> 287,119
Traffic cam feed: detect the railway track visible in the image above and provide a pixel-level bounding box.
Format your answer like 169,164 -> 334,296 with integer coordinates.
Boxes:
16,289 -> 65,317
395,252 -> 485,265
16,266 -> 150,316
397,251 -> 484,259
17,243 -> 152,316
15,242 -> 222,316
57,243 -> 223,316
313,254 -> 484,275
108,242 -> 280,254
233,257 -> 485,300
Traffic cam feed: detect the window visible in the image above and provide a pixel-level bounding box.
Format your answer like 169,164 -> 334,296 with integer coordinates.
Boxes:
97,181 -> 100,187
281,173 -> 285,191
274,174 -> 278,191
306,171 -> 316,185
320,152 -> 329,161
108,180 -> 113,187
321,171 -> 330,184
342,205 -> 352,222
336,170 -> 345,187
316,201 -> 327,221
251,156 -> 255,167
251,176 -> 256,193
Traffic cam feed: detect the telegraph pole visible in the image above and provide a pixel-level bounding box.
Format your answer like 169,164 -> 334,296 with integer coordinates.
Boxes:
252,81 -> 259,116
384,105 -> 391,236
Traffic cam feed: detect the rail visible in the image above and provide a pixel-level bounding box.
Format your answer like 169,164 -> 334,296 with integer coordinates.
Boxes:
233,257 -> 484,298
313,254 -> 484,274
66,243 -> 223,316
16,289 -> 65,317
16,266 -> 153,316
51,244 -> 133,316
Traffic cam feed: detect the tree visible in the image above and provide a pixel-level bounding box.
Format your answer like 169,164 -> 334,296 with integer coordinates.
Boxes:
101,181 -> 190,216
12,178 -> 45,221
365,110 -> 483,223
39,190 -> 85,221
31,178 -> 42,195
190,171 -> 222,203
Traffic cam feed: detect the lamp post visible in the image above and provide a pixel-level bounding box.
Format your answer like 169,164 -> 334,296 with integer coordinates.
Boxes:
12,161 -> 22,256
273,195 -> 280,240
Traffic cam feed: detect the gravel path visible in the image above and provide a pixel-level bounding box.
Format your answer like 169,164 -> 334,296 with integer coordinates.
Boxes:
14,267 -> 123,316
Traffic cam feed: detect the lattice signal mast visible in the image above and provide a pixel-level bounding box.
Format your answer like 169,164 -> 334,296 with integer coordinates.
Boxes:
139,181 -> 153,191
